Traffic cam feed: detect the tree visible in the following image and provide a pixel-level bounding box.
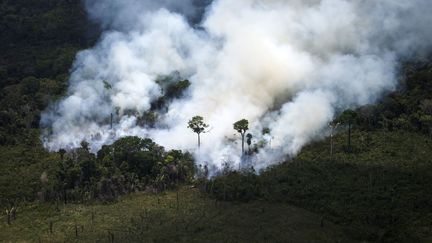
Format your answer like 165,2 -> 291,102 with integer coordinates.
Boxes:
233,119 -> 249,155
111,136 -> 164,177
328,121 -> 340,157
339,109 -> 357,152
80,140 -> 89,151
246,133 -> 253,153
187,116 -> 209,148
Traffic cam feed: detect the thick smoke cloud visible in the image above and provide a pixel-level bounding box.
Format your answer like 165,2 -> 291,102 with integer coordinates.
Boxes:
41,0 -> 432,171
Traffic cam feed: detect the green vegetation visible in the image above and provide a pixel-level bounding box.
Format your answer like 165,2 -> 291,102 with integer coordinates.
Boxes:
338,109 -> 357,152
0,0 -> 99,146
0,188 -> 355,242
2,1 -> 432,242
199,63 -> 432,241
51,137 -> 194,204
233,119 -> 249,155
138,78 -> 191,128
188,116 -> 210,148
206,130 -> 432,242
0,141 -> 58,204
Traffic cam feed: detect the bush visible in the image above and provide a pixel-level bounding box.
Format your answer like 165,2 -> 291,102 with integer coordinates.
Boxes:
206,170 -> 260,202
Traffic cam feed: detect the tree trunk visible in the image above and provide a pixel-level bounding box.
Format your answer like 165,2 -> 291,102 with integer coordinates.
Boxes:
197,133 -> 201,148
241,133 -> 245,155
110,113 -> 113,129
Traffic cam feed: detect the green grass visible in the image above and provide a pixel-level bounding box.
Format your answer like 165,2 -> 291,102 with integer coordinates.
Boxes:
2,130 -> 432,242
0,188 -> 356,242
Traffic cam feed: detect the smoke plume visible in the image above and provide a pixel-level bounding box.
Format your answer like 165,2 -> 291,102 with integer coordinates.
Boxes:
41,0 -> 432,170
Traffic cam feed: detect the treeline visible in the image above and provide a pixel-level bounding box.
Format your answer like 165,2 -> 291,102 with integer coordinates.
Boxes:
352,62 -> 432,136
0,0 -> 99,84
38,137 -> 194,204
196,61 -> 432,242
0,0 -> 98,145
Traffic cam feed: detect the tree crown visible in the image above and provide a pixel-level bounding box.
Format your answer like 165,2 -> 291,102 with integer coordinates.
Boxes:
188,116 -> 209,134
339,109 -> 357,124
233,119 -> 249,134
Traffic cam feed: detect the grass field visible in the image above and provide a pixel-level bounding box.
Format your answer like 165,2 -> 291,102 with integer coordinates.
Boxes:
0,188 -> 358,243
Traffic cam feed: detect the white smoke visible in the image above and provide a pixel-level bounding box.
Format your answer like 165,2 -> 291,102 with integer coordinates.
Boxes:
41,0 -> 432,170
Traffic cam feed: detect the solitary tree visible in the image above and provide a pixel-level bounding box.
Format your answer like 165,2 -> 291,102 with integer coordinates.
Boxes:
233,119 -> 249,155
339,109 -> 357,152
187,116 -> 209,148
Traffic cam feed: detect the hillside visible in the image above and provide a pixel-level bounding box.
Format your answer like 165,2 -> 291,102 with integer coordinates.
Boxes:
1,1 -> 432,243
2,130 -> 432,242
1,188 -> 357,242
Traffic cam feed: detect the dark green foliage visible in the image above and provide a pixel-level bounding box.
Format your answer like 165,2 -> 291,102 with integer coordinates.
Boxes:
205,131 -> 432,242
20,76 -> 40,95
165,79 -> 191,99
137,111 -> 158,128
150,79 -> 191,112
139,78 -> 191,127
188,116 -> 209,147
207,170 -> 260,202
0,0 -> 99,146
109,137 -> 165,178
51,136 -> 194,203
0,0 -> 99,86
233,119 -> 249,134
353,62 -> 432,136
0,139 -> 59,206
234,119 -> 249,154
339,109 -> 357,152
339,109 -> 357,126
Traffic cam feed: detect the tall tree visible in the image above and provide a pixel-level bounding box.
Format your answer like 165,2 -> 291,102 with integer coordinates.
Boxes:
339,109 -> 357,152
233,119 -> 249,155
187,116 -> 209,148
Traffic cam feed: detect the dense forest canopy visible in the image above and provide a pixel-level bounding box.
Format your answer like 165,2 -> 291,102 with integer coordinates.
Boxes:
0,0 -> 99,145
